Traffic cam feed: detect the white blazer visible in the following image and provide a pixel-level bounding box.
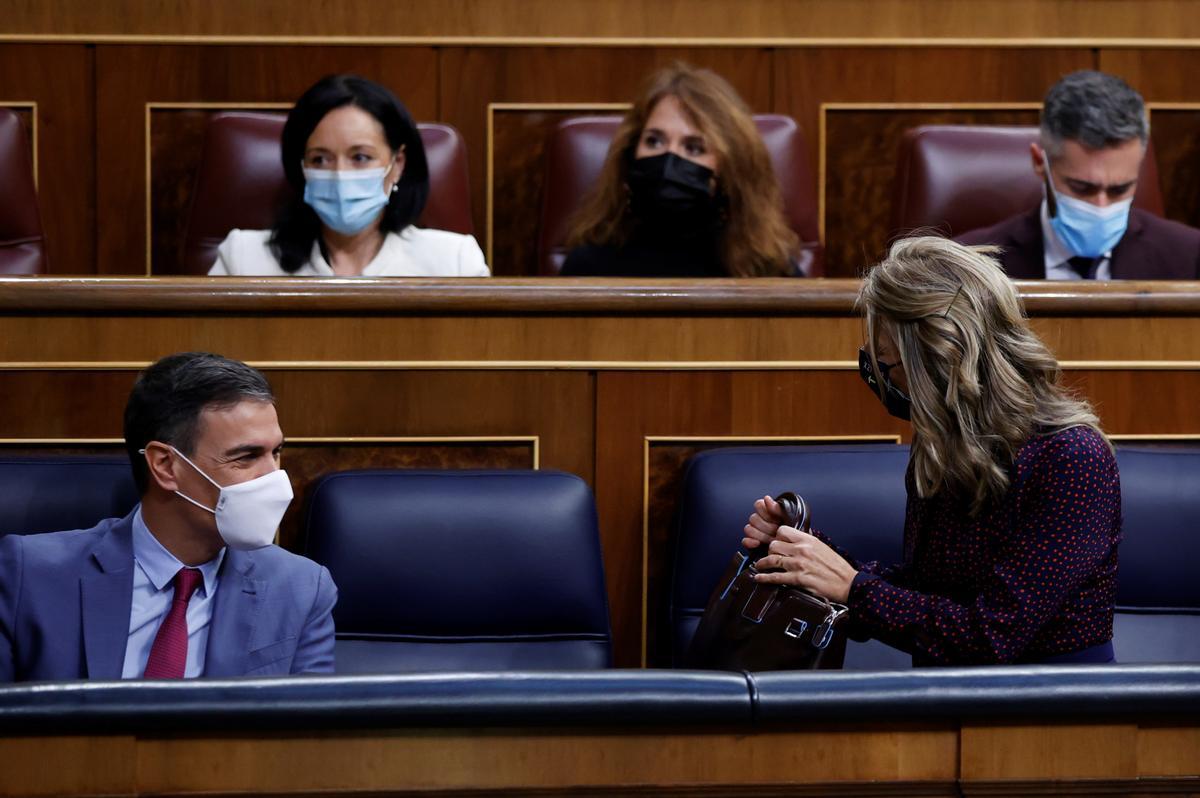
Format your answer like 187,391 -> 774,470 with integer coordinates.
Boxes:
208,227 -> 489,277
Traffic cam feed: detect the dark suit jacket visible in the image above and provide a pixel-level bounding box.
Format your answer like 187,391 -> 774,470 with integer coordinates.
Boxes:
0,511 -> 337,681
957,207 -> 1200,280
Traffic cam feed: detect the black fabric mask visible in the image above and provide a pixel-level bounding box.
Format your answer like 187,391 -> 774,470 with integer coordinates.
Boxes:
626,152 -> 721,237
858,347 -> 912,421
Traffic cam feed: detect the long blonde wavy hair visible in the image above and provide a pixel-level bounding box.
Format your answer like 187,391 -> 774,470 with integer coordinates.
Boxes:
858,236 -> 1107,514
566,63 -> 797,277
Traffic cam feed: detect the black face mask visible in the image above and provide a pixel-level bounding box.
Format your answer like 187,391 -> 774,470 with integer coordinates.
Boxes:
626,152 -> 721,237
858,347 -> 912,421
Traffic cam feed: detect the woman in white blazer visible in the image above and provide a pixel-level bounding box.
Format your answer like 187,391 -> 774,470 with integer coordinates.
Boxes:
209,74 -> 488,278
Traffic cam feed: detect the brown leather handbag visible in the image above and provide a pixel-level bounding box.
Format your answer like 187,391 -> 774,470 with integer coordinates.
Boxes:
686,492 -> 849,671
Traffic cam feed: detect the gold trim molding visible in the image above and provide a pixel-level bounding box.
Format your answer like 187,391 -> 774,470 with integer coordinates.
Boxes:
0,360 -> 1197,372
6,35 -> 1200,48
0,435 -> 540,468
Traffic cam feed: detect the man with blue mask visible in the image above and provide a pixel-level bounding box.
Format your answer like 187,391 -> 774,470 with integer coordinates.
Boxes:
959,70 -> 1200,280
0,353 -> 337,681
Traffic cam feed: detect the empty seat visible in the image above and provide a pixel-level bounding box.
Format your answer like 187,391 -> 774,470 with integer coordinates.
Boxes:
303,469 -> 612,673
537,114 -> 822,275
1112,446 -> 1200,663
890,125 -> 1165,241
179,112 -> 474,275
671,445 -> 912,670
0,455 -> 139,538
0,109 -> 46,275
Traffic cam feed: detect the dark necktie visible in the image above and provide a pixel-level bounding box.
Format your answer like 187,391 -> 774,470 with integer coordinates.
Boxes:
143,567 -> 203,679
1067,256 -> 1100,280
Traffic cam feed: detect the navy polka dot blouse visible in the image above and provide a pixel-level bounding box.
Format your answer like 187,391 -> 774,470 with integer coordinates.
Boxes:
827,425 -> 1122,666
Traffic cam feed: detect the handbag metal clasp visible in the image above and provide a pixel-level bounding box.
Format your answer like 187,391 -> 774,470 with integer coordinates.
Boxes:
812,602 -> 851,649
784,618 -> 809,639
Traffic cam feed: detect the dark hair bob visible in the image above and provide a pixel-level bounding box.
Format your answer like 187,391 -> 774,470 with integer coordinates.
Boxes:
270,74 -> 429,273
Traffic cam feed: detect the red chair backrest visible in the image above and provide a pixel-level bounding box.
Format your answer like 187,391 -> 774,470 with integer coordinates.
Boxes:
537,114 -> 822,275
0,109 -> 46,275
179,112 -> 474,275
890,124 -> 1164,240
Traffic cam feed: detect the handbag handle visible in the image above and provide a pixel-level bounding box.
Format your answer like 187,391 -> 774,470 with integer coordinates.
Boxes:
747,491 -> 812,564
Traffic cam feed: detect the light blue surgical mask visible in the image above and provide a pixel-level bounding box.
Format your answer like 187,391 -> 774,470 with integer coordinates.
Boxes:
1043,164 -> 1133,259
302,165 -> 394,235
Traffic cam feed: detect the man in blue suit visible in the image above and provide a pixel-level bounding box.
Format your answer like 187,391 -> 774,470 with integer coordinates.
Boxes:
0,352 -> 337,681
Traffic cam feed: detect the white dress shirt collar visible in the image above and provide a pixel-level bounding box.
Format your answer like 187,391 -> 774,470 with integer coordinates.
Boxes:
132,506 -> 225,597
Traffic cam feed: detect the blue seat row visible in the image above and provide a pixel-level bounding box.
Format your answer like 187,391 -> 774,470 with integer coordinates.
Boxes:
4,444 -> 1199,671
672,444 -> 1200,668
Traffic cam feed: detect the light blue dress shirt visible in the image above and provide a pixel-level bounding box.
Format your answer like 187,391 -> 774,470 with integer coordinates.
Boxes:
121,507 -> 226,679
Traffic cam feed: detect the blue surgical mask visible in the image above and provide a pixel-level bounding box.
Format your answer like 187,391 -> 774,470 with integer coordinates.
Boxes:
1043,166 -> 1132,259
302,166 -> 393,235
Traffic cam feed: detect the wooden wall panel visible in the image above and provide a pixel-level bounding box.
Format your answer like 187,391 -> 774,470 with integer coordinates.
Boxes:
1098,50 -> 1200,101
9,1 -> 1200,40
94,45 -> 438,274
437,47 -> 773,268
1147,109 -> 1200,230
823,107 -> 1039,274
1099,51 -> 1200,231
773,47 -> 1093,275
0,44 -> 93,275
148,107 -> 285,275
490,106 -> 626,276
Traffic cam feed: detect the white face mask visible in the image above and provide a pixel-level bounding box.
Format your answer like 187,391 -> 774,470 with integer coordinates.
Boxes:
158,446 -> 293,551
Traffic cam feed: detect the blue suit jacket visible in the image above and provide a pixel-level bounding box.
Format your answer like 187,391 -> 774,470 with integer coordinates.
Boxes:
0,511 -> 337,681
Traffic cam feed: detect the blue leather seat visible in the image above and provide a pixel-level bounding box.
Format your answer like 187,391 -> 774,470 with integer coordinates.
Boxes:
304,469 -> 612,673
671,445 -> 912,669
0,455 -> 139,538
1112,446 -> 1200,663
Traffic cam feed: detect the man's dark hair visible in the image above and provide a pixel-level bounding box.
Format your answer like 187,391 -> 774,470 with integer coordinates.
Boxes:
124,352 -> 275,494
1040,70 -> 1148,158
270,73 -> 430,274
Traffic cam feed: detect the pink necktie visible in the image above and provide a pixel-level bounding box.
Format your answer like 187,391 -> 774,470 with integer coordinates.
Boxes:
142,568 -> 203,679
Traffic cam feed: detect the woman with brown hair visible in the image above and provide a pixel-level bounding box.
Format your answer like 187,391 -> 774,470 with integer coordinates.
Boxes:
743,236 -> 1122,665
561,63 -> 799,277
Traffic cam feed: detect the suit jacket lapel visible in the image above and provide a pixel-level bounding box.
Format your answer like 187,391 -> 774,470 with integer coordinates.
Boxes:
80,513 -> 136,680
204,549 -> 264,677
1005,207 -> 1048,279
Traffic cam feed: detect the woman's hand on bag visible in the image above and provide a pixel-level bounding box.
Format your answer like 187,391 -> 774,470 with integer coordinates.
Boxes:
742,494 -> 786,551
752,524 -> 859,603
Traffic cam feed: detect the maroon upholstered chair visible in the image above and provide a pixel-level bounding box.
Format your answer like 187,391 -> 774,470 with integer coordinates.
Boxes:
178,112 -> 474,275
0,109 -> 46,274
537,114 -> 822,276
890,125 -> 1165,241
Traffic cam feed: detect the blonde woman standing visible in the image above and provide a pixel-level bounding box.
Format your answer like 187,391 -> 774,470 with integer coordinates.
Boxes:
744,237 -> 1122,665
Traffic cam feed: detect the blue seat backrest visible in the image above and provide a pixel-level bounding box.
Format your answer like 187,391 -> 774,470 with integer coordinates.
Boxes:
1113,446 -> 1200,662
671,445 -> 912,669
304,469 -> 612,673
0,456 -> 139,538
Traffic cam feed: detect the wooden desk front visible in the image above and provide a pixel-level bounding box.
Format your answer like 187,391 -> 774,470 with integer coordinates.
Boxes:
1,277 -> 1198,666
